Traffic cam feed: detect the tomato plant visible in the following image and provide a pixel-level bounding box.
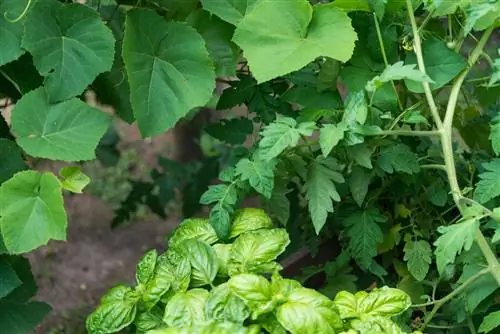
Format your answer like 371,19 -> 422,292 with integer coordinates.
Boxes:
0,0 -> 499,333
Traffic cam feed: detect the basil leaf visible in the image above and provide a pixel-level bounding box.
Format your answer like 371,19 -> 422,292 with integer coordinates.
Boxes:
276,288 -> 342,334
136,249 -> 158,285
349,314 -> 405,333
86,285 -> 139,333
168,218 -> 218,247
356,286 -> 411,317
228,273 -> 275,318
205,282 -> 250,324
178,239 -> 219,287
332,290 -> 358,318
163,288 -> 209,327
135,307 -> 164,332
213,243 -> 231,277
271,273 -> 302,302
229,208 -> 273,239
259,313 -> 287,334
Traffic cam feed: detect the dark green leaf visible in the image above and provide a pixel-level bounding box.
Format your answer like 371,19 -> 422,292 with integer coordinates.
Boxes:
0,258 -> 21,299
201,0 -> 259,25
0,139 -> 26,184
236,157 -> 276,198
0,0 -> 29,66
282,86 -> 343,109
378,143 -> 420,174
0,300 -> 51,334
205,118 -> 253,145
348,166 -> 371,207
403,239 -> 432,281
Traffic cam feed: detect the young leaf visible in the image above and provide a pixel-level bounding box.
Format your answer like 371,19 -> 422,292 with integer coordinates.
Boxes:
205,118 -> 253,145
163,289 -> 209,327
0,0 -> 28,66
228,273 -> 272,310
378,143 -> 420,174
122,9 -> 215,137
259,117 -> 316,161
479,310 -> 500,333
12,88 -> 111,162
205,282 -> 250,324
213,244 -> 231,277
305,157 -> 345,234
200,182 -> 239,240
474,159 -> 500,203
201,0 -> 259,25
168,218 -> 218,247
403,239 -> 432,281
236,157 -> 276,198
348,166 -> 371,207
229,208 -> 273,239
233,0 -> 357,83
345,209 -> 386,267
0,171 -> 66,254
59,166 -> 90,194
434,218 -> 479,275
366,61 -> 434,92
136,249 -> 158,285
22,0 -> 115,102
86,285 -> 139,334
319,123 -> 346,157
178,239 -> 219,287
0,139 -> 26,184
490,116 -> 500,155
405,38 -> 466,92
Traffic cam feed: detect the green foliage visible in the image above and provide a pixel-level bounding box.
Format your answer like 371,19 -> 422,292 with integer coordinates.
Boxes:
88,209 -> 413,334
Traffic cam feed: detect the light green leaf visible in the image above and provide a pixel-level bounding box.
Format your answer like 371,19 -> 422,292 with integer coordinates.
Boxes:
205,282 -> 250,324
423,0 -> 460,16
233,0 -> 357,83
59,166 -> 90,194
271,274 -> 302,301
489,54 -> 500,87
201,0 -> 258,25
357,286 -> 411,317
342,91 -> 368,127
0,300 -> 51,334
178,239 -> 219,287
86,285 -> 139,334
463,1 -> 500,35
136,249 -> 158,285
0,259 -> 21,299
228,229 -> 289,275
163,289 -> 209,327
333,291 -> 358,318
0,171 -> 66,254
276,287 -> 342,334
458,264 -> 498,313
305,156 -> 345,234
228,273 -> 272,312
330,0 -> 371,12
479,310 -> 500,333
434,218 -> 479,275
490,116 -> 500,155
345,209 -> 386,267
405,38 -> 466,93
22,0 -> 115,101
475,159 -> 500,203
0,0 -> 29,66
259,117 -> 316,161
123,9 -> 215,137
187,10 -> 239,77
378,143 -> 420,174
348,166 -> 371,207
366,61 -> 433,92
135,309 -> 164,333
402,110 -> 429,125
0,139 -> 26,184
320,124 -> 346,157
168,218 -> 218,247
12,88 -> 111,161
213,243 -> 231,277
403,239 -> 432,281
229,208 -> 273,239
236,158 -> 276,198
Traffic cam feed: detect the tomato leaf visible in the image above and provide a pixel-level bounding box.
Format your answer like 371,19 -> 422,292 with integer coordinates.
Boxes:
235,157 -> 276,198
474,159 -> 500,204
378,143 -> 420,175
403,239 -> 432,281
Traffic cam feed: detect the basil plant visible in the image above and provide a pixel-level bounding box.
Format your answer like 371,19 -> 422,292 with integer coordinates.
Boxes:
87,208 -> 417,333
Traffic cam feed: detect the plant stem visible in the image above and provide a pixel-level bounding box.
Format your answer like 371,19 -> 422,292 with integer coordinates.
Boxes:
406,0 -> 443,129
420,268 -> 491,330
373,13 -> 403,110
366,129 -> 441,137
420,164 -> 447,172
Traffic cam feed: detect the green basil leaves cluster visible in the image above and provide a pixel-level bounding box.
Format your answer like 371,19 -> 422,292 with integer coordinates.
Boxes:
87,208 -> 415,334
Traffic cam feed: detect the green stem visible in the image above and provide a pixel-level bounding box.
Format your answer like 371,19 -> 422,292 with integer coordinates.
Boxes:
420,164 -> 447,172
420,268 -> 491,330
373,13 -> 403,110
406,0 -> 443,129
365,129 -> 440,137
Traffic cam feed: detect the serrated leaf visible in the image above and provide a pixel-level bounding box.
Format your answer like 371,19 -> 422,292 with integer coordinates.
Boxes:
405,38 -> 466,93
0,0 -> 29,66
259,117 -> 316,161
479,310 -> 500,333
348,166 -> 371,207
366,61 -> 433,92
475,159 -> 500,203
235,157 -> 276,198
378,143 -> 420,174
345,209 -> 386,267
59,166 -> 90,194
205,118 -> 253,145
0,171 -> 66,254
22,0 -> 115,101
403,240 -> 432,281
233,0 -> 357,83
490,116 -> 500,155
123,9 -> 215,137
319,124 -> 346,157
463,1 -> 500,35
0,139 -> 26,184
346,143 -> 373,169
201,0 -> 259,25
12,88 -> 111,161
434,218 -> 479,275
305,156 -> 345,234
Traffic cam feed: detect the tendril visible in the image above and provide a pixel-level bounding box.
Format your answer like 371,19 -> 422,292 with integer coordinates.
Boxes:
4,0 -> 33,23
